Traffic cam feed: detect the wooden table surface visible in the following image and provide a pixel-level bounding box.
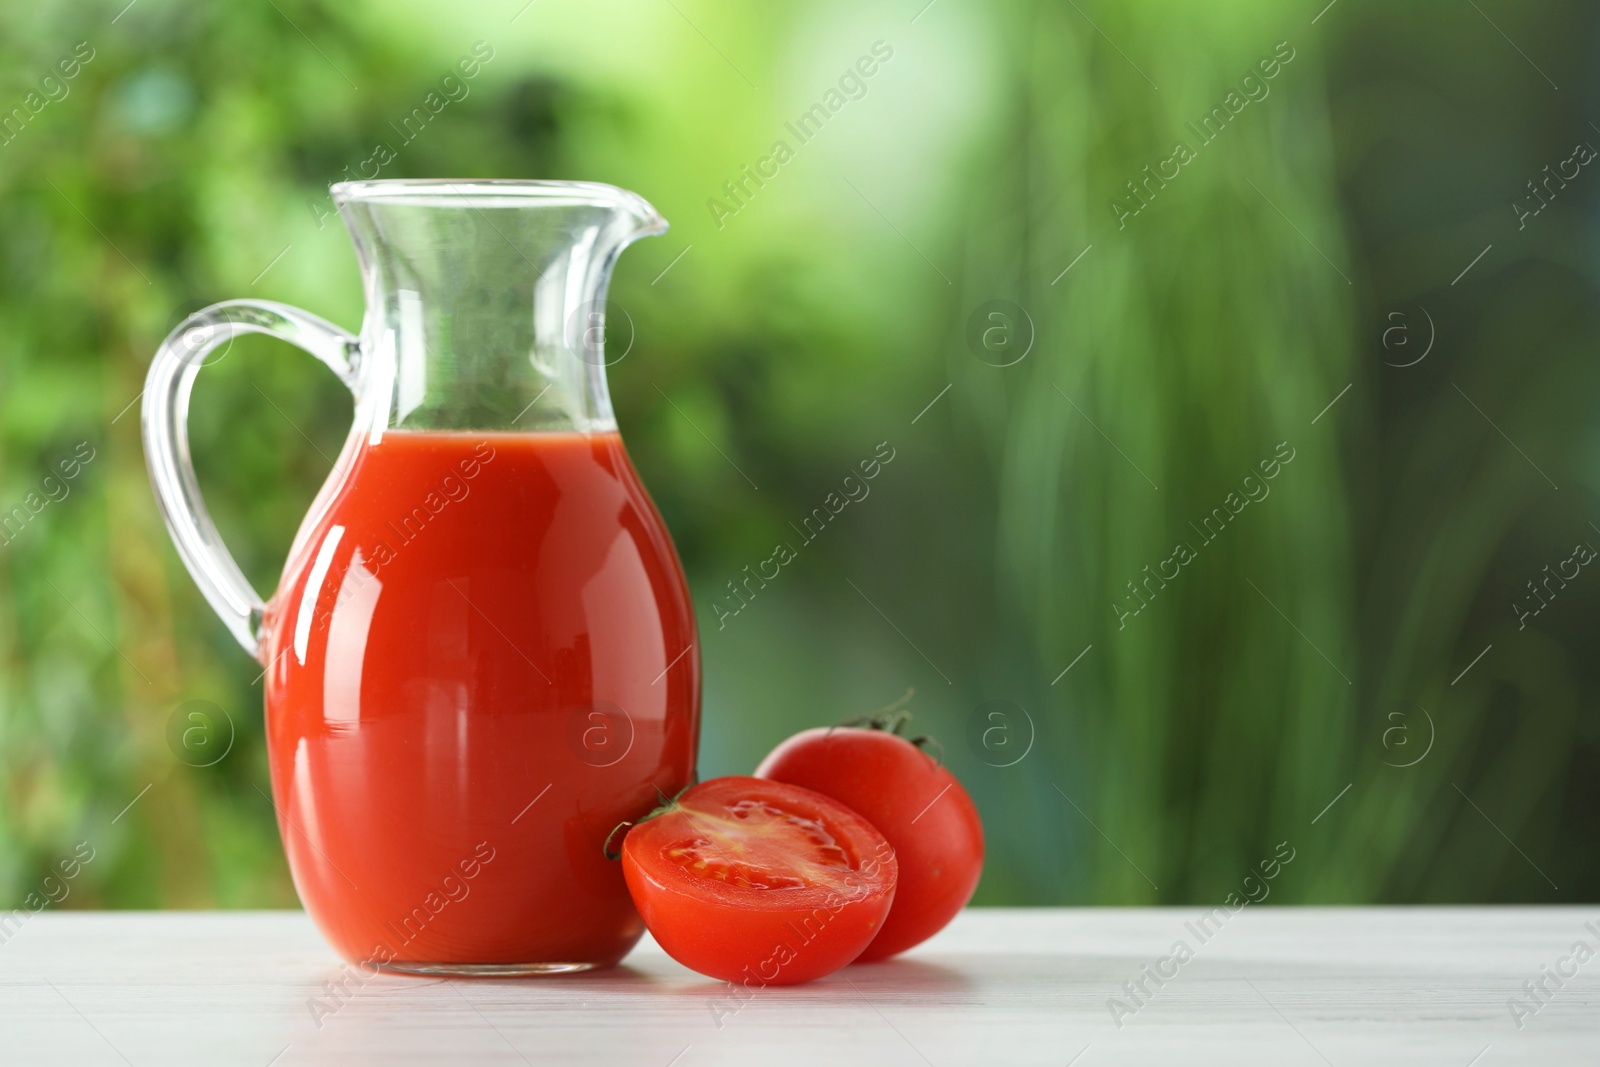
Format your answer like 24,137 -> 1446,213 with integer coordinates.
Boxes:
0,908 -> 1593,1065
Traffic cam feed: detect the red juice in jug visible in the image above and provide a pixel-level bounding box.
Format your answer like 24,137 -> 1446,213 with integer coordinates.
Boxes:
260,429 -> 699,970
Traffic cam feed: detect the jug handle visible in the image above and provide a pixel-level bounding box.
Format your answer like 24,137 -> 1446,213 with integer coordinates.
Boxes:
143,300 -> 360,661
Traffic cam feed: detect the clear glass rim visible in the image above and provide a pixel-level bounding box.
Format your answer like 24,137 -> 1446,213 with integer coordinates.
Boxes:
329,179 -> 665,230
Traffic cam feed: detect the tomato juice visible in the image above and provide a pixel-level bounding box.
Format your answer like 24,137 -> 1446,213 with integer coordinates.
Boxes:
261,430 -> 699,971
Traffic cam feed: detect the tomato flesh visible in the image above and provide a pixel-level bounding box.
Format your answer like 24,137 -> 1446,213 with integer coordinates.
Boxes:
621,776 -> 897,985
661,798 -> 852,889
756,728 -> 984,961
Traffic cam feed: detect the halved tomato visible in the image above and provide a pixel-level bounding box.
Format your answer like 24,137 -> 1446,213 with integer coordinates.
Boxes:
620,776 -> 897,985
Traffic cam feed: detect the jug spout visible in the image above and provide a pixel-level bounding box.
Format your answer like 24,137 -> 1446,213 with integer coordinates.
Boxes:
330,179 -> 667,435
607,190 -> 669,246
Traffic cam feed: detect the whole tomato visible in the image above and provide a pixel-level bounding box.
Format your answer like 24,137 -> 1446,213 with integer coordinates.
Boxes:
756,717 -> 983,961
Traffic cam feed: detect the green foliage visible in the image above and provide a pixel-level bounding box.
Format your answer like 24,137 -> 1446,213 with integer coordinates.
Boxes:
0,0 -> 1594,910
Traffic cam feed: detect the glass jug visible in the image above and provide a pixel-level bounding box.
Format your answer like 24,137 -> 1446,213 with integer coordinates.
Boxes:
142,180 -> 699,974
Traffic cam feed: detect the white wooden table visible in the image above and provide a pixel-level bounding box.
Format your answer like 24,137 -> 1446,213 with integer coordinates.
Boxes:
0,908 -> 1593,1065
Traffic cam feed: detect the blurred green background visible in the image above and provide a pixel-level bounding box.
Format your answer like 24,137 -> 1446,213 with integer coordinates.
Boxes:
1,0 -> 1596,910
